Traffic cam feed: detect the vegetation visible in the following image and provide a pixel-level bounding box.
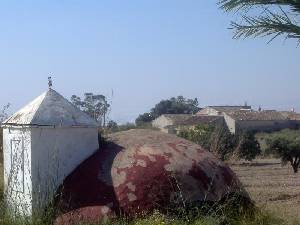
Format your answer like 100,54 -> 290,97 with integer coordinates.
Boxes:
0,189 -> 287,225
71,93 -> 110,127
234,132 -> 261,161
266,129 -> 300,173
178,124 -> 261,161
135,96 -> 199,125
219,0 -> 300,43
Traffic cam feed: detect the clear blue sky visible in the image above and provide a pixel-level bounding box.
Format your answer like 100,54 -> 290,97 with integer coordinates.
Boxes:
0,1 -> 299,123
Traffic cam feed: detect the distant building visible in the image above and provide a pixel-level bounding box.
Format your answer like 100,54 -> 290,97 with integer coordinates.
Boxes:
197,105 -> 251,116
152,114 -> 223,134
196,106 -> 300,134
224,110 -> 294,134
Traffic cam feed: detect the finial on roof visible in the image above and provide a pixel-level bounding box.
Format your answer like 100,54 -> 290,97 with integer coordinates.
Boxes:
48,76 -> 53,89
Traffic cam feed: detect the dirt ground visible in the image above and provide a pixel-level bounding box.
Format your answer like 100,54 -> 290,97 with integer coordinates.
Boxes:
230,158 -> 300,223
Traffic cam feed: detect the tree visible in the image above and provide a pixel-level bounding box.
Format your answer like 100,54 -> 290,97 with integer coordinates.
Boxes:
71,93 -> 110,127
178,124 -> 215,150
178,124 -> 236,161
266,129 -> 300,173
210,125 -> 236,161
0,103 -> 10,161
0,103 -> 10,123
135,113 -> 156,126
151,96 -> 199,117
235,132 -> 261,161
136,96 -> 199,125
219,0 -> 300,43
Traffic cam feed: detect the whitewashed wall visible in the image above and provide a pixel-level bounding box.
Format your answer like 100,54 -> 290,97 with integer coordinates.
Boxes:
223,114 -> 237,134
3,128 -> 32,217
30,127 -> 99,213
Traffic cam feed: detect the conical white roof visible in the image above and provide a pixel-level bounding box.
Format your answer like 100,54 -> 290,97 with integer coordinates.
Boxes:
2,89 -> 99,127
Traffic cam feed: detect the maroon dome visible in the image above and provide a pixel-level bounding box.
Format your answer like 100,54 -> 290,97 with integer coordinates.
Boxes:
55,129 -> 244,223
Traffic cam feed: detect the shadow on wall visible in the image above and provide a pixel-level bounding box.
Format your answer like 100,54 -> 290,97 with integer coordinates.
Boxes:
54,141 -> 123,215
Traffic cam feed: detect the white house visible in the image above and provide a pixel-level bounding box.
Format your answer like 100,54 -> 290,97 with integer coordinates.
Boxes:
1,88 -> 99,217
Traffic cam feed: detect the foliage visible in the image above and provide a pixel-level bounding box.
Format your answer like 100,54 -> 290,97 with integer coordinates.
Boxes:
135,113 -> 155,126
151,96 -> 199,117
0,103 -> 10,123
71,93 -> 110,126
136,96 -> 200,125
210,125 -> 237,161
219,0 -> 300,43
179,125 -> 261,161
266,129 -> 300,173
178,124 -> 236,161
178,124 -> 215,150
235,132 -> 261,161
107,120 -> 118,130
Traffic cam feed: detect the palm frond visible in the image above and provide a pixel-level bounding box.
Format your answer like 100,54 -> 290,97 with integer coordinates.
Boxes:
219,0 -> 300,13
231,8 -> 300,41
219,0 -> 300,42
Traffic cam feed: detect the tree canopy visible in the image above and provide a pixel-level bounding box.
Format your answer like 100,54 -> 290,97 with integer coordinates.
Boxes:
71,93 -> 110,127
266,129 -> 300,173
135,96 -> 199,125
219,0 -> 300,43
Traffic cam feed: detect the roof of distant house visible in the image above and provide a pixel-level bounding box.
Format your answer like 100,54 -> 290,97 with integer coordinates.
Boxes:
197,106 -> 252,115
227,110 -> 287,121
208,105 -> 251,112
175,115 -> 223,126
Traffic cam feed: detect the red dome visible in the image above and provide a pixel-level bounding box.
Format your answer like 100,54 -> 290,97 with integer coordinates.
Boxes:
55,129 -> 244,224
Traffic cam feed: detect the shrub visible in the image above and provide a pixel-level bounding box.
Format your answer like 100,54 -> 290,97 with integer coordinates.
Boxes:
266,129 -> 300,173
179,125 -> 262,161
234,132 -> 261,161
178,124 -> 236,161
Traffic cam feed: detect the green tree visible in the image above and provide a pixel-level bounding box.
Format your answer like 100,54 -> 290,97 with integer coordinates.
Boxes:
71,93 -> 110,127
135,113 -> 155,126
235,132 -> 261,161
136,96 -> 199,125
178,124 -> 215,150
266,129 -> 300,173
0,103 -> 10,123
178,124 -> 236,161
210,125 -> 236,161
151,96 -> 199,117
219,0 -> 300,43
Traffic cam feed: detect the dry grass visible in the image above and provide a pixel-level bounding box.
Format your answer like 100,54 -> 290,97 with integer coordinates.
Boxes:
230,158 -> 300,224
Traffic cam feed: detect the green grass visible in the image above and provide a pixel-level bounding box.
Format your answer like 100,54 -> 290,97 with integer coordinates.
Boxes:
0,192 -> 290,225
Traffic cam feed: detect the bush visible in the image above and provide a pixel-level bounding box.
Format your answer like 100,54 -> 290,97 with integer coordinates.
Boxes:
178,124 -> 215,150
178,125 -> 261,161
179,124 -> 236,161
266,129 -> 300,173
234,132 -> 261,161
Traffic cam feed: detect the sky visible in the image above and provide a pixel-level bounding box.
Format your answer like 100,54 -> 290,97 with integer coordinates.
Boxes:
0,1 -> 299,124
